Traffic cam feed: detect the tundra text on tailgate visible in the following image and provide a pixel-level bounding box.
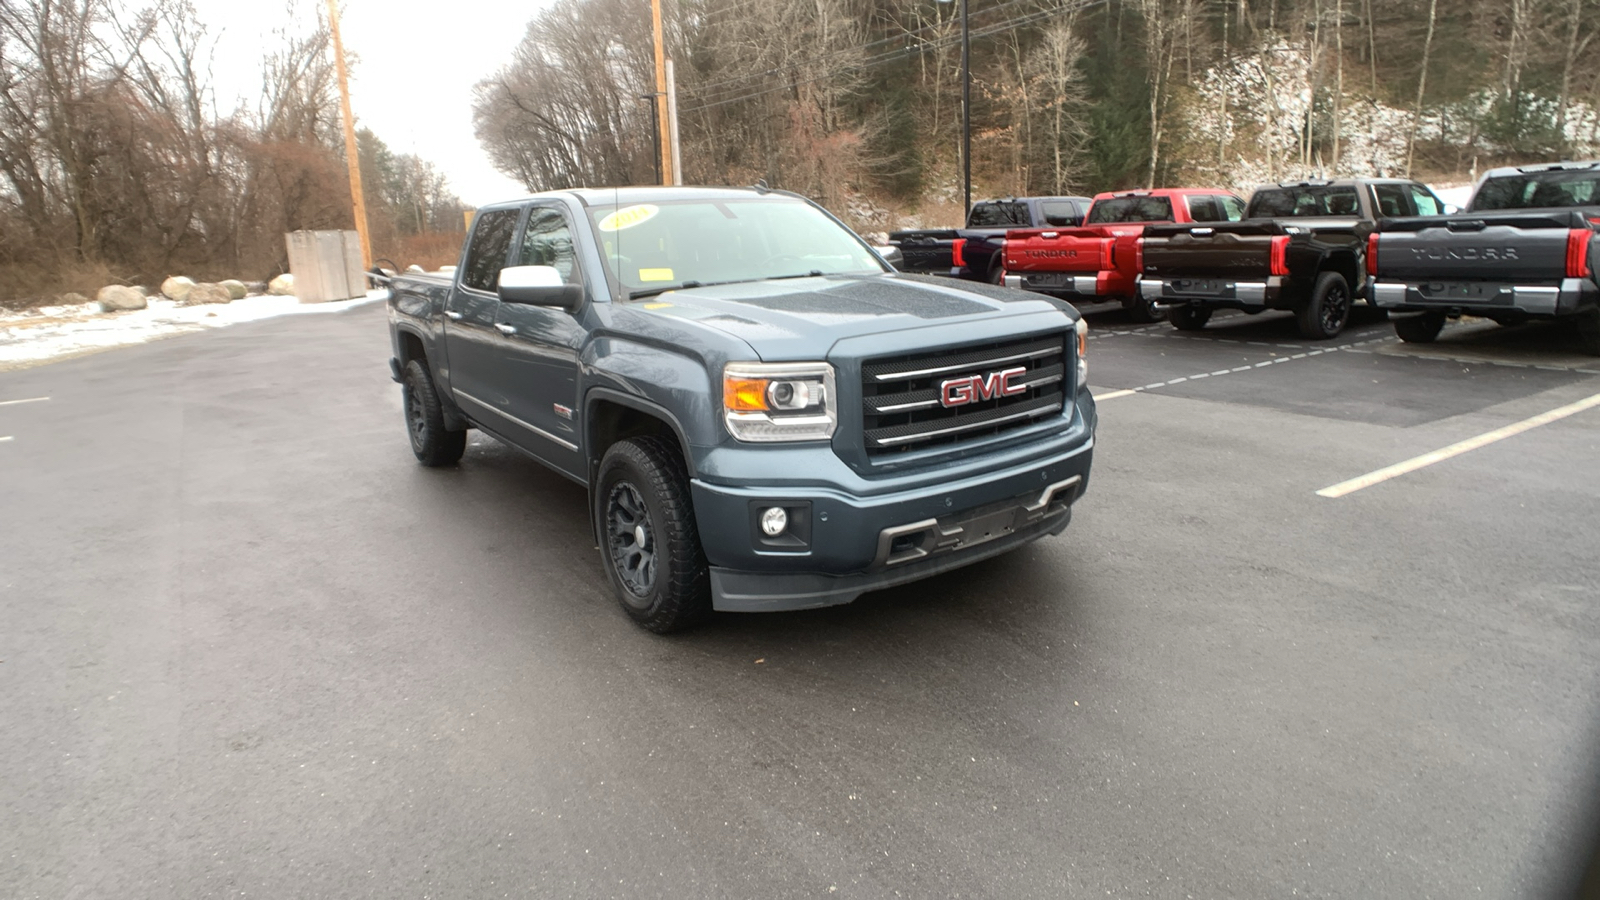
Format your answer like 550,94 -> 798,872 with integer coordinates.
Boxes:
383,187 -> 1097,632
1367,161 -> 1600,352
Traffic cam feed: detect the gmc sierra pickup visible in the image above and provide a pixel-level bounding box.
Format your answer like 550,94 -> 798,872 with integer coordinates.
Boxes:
1002,188 -> 1246,322
1140,178 -> 1445,338
1366,161 -> 1600,352
889,196 -> 1091,284
383,186 -> 1097,632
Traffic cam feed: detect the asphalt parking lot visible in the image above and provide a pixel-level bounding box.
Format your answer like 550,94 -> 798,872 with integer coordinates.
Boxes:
3,299 -> 1599,898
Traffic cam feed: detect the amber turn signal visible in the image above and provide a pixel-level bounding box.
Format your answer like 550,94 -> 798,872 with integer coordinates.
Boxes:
724,376 -> 770,411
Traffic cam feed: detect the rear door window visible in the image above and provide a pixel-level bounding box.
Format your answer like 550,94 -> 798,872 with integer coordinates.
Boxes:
1372,184 -> 1412,218
967,202 -> 1030,227
461,209 -> 520,293
1086,196 -> 1174,224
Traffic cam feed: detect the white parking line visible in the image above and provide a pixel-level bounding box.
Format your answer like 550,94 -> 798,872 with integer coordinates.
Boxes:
0,396 -> 49,407
1316,392 -> 1600,498
0,436 -> 12,443
1094,389 -> 1137,401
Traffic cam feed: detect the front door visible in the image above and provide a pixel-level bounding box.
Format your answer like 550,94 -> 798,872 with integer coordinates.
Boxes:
494,204 -> 586,477
443,207 -> 519,409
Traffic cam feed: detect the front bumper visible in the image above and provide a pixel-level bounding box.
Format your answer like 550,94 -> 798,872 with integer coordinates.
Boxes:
688,415 -> 1094,612
1141,275 -> 1286,310
1367,277 -> 1597,317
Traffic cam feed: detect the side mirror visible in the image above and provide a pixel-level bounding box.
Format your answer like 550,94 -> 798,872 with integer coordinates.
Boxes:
1443,204 -> 1461,215
498,265 -> 583,309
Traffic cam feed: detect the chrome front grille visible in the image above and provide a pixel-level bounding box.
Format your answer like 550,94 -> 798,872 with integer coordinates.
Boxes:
860,333 -> 1069,456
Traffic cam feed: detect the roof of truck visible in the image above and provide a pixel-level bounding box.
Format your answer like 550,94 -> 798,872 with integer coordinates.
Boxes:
1091,188 -> 1240,199
474,185 -> 807,211
1478,160 -> 1600,180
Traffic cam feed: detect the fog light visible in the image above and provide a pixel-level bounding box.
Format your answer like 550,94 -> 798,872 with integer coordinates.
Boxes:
759,506 -> 788,536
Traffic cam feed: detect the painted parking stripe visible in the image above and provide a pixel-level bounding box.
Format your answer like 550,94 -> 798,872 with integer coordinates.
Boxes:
0,397 -> 49,407
0,436 -> 12,443
1093,389 -> 1138,401
1316,392 -> 1600,498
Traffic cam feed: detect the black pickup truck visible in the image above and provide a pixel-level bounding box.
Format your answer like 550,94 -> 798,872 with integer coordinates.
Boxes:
890,196 -> 1091,284
381,186 -> 1097,632
1367,161 -> 1600,352
1140,178 -> 1445,338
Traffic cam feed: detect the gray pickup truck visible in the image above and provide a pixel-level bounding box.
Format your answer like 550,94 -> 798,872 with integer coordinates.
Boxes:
383,186 -> 1096,631
1367,161 -> 1600,352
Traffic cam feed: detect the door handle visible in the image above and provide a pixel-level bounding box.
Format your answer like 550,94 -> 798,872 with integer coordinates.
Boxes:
495,323 -> 517,335
444,310 -> 463,320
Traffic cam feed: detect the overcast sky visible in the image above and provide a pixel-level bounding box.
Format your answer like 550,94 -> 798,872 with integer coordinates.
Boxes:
194,0 -> 563,206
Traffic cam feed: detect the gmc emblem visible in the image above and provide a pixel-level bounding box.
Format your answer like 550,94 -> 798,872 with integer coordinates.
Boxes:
940,366 -> 1028,408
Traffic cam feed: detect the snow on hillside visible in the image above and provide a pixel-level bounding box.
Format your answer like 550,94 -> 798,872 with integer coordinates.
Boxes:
0,291 -> 386,370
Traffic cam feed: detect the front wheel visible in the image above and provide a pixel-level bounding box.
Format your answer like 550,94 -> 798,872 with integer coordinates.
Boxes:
402,359 -> 466,466
1298,272 -> 1352,340
1168,305 -> 1211,331
595,436 -> 711,633
1394,311 -> 1447,344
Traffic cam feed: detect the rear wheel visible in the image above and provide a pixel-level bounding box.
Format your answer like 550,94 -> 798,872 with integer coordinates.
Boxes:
595,436 -> 711,633
1123,293 -> 1165,324
402,359 -> 466,466
1168,305 -> 1211,331
1575,308 -> 1600,356
1394,311 -> 1447,344
987,260 -> 1006,285
1297,272 -> 1352,340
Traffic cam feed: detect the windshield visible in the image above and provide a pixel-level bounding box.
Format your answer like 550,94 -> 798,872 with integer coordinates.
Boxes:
1247,186 -> 1362,218
1471,170 -> 1600,211
1087,196 -> 1174,224
585,197 -> 886,296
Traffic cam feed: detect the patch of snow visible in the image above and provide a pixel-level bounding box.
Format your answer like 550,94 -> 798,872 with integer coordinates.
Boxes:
0,291 -> 386,369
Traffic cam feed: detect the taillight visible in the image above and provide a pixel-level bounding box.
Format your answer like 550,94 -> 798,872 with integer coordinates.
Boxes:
1269,235 -> 1290,277
1134,237 -> 1145,273
1366,232 -> 1380,276
1102,239 -> 1115,269
1568,228 -> 1593,278
951,238 -> 966,268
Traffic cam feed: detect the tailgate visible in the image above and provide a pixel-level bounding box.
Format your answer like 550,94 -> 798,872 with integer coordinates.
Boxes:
1374,213 -> 1580,281
890,229 -> 959,272
1142,221 -> 1279,277
1003,228 -> 1112,272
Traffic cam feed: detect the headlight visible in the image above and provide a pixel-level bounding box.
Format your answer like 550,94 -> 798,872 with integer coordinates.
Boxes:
723,361 -> 837,442
1075,318 -> 1088,383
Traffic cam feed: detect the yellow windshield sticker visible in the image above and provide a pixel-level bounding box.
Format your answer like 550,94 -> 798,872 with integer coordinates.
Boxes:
642,302 -> 673,309
597,204 -> 660,232
638,267 -> 674,282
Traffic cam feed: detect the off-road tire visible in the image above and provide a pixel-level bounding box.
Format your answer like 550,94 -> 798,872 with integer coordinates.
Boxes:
1575,308 -> 1600,356
1168,305 -> 1211,331
987,260 -> 1006,285
1394,311 -> 1447,344
1124,293 -> 1166,324
1297,272 -> 1353,340
402,359 -> 467,466
595,436 -> 711,633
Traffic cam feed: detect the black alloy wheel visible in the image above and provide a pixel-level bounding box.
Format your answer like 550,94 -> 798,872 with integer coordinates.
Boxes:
1168,305 -> 1211,331
605,481 -> 657,602
1298,272 -> 1352,340
1393,310 -> 1447,344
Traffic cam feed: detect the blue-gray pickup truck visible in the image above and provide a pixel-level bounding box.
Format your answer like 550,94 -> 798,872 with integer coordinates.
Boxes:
1366,161 -> 1600,352
383,186 -> 1096,631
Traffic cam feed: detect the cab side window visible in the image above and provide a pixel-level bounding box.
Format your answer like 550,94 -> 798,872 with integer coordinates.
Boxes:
1219,195 -> 1246,221
518,208 -> 580,283
1409,184 -> 1442,216
461,209 -> 519,292
1186,195 -> 1220,222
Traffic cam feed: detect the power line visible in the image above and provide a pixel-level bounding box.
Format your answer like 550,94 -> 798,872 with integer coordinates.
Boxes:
681,0 -> 1105,114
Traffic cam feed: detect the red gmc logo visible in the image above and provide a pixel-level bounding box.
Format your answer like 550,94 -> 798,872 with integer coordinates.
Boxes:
940,366 -> 1028,408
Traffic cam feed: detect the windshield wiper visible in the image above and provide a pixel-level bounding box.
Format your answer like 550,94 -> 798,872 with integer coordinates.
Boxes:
768,270 -> 826,280
629,281 -> 702,300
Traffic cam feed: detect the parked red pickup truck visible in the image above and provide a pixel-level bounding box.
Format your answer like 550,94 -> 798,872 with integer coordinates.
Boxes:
1003,188 -> 1246,321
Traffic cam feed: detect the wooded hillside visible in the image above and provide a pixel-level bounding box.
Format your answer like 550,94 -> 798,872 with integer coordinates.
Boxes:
478,0 -> 1600,227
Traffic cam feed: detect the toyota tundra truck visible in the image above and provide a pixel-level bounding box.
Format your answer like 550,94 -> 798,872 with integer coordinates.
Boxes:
1366,161 -> 1600,352
1002,188 -> 1246,322
1140,178 -> 1445,338
382,186 -> 1096,632
888,195 -> 1091,284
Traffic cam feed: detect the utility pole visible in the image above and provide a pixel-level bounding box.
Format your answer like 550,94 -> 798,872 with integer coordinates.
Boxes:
650,0 -> 673,185
960,0 -> 970,215
325,0 -> 371,267
667,59 -> 683,185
